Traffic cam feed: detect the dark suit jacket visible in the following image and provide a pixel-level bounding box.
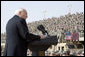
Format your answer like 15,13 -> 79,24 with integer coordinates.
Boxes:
3,15 -> 40,56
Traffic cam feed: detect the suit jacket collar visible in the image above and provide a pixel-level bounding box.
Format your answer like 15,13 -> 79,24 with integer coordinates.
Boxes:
13,15 -> 27,26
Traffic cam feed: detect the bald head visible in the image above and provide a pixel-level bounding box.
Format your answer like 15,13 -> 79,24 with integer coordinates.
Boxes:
14,8 -> 28,19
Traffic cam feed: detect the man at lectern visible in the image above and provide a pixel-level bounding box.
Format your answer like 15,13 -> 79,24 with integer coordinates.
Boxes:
3,8 -> 45,56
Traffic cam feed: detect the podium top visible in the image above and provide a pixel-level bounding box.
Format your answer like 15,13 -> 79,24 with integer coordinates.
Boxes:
28,36 -> 58,46
28,36 -> 58,51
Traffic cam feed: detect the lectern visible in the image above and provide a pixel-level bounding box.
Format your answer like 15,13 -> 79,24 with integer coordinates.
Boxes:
28,25 -> 58,56
28,36 -> 58,56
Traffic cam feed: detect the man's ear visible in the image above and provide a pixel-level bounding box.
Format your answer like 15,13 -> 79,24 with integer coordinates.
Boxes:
19,11 -> 22,15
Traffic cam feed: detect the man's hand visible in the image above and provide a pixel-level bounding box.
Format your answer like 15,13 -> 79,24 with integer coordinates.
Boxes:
40,35 -> 45,39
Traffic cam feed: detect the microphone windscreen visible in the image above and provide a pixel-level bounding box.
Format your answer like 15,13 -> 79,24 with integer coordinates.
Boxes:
37,25 -> 45,31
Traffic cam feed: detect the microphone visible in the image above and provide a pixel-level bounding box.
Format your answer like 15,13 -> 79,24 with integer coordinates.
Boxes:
37,25 -> 48,37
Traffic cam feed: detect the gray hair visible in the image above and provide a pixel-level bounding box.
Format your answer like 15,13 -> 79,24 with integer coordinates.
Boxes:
14,8 -> 26,15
